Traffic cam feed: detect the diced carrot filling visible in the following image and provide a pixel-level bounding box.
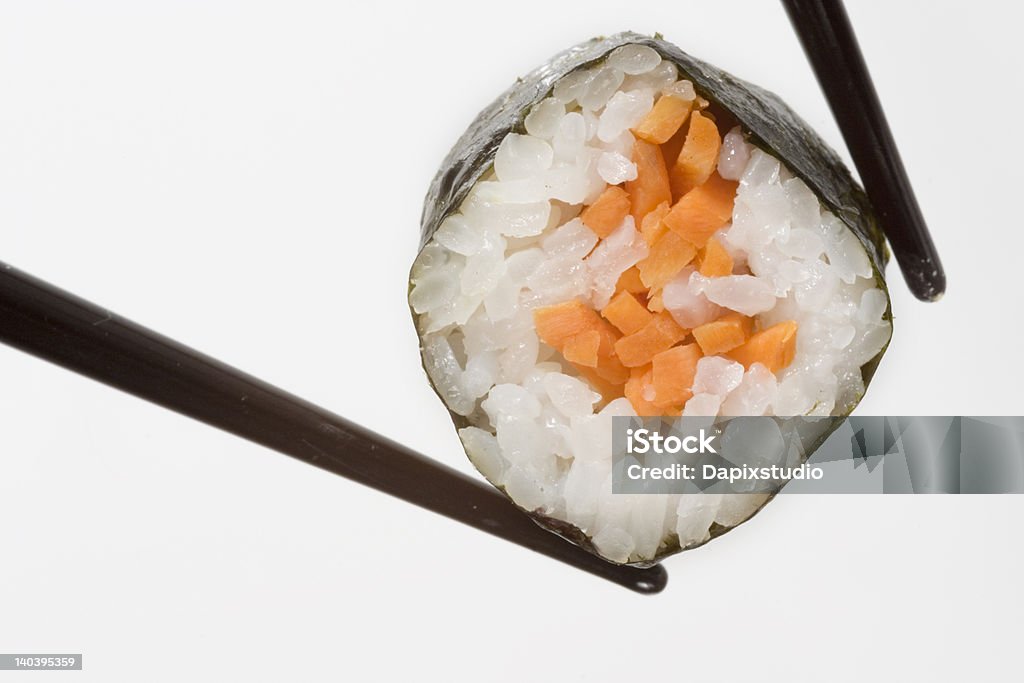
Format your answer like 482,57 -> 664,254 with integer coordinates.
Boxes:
638,231 -> 697,291
624,365 -> 661,417
591,322 -> 631,385
534,300 -> 603,349
601,291 -> 652,336
591,352 -> 631,386
698,236 -> 734,277
660,124 -> 689,175
615,266 -> 647,295
691,312 -> 752,355
639,200 -> 671,246
577,367 -> 626,402
663,172 -> 738,249
651,343 -> 702,409
530,90 -> 807,417
562,329 -> 601,367
632,95 -> 693,145
579,325 -> 624,386
625,139 -> 671,225
728,320 -> 798,374
669,110 -> 721,199
614,311 -> 688,368
581,185 -> 631,238
534,300 -> 632,387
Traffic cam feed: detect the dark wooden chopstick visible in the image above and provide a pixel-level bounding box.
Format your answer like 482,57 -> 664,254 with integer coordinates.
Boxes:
782,0 -> 946,301
0,262 -> 667,594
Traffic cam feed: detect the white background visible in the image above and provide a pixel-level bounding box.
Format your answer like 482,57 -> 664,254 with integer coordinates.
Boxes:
1,1 -> 1021,681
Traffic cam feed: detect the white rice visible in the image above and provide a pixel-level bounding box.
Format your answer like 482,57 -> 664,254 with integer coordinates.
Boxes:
410,44 -> 892,563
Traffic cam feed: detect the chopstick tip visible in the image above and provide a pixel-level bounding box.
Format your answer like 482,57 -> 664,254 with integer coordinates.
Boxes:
624,563 -> 669,595
900,257 -> 946,302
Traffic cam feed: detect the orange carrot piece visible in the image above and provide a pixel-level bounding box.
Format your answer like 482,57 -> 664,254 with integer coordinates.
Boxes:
577,367 -> 625,402
698,236 -> 734,277
647,290 -> 664,313
632,95 -> 693,145
663,172 -> 738,249
669,110 -> 721,199
624,365 -> 661,417
615,266 -> 647,295
535,299 -> 630,385
651,343 -> 702,409
601,291 -> 653,336
625,139 -> 671,225
691,312 -> 753,355
639,200 -> 671,246
592,357 -> 630,386
533,300 -> 602,349
728,320 -> 798,374
591,321 -> 630,386
655,310 -> 688,341
614,311 -> 688,368
638,231 -> 697,291
562,329 -> 601,367
580,185 -> 631,238
596,365 -> 630,389
660,122 -> 689,171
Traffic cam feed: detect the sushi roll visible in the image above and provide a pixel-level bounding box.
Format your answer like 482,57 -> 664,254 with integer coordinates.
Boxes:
409,33 -> 892,565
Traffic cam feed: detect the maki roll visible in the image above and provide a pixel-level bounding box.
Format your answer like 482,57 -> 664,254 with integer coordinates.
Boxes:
409,33 -> 891,564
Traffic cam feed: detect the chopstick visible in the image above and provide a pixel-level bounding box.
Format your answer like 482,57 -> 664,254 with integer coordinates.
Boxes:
0,262 -> 667,594
782,0 -> 946,301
